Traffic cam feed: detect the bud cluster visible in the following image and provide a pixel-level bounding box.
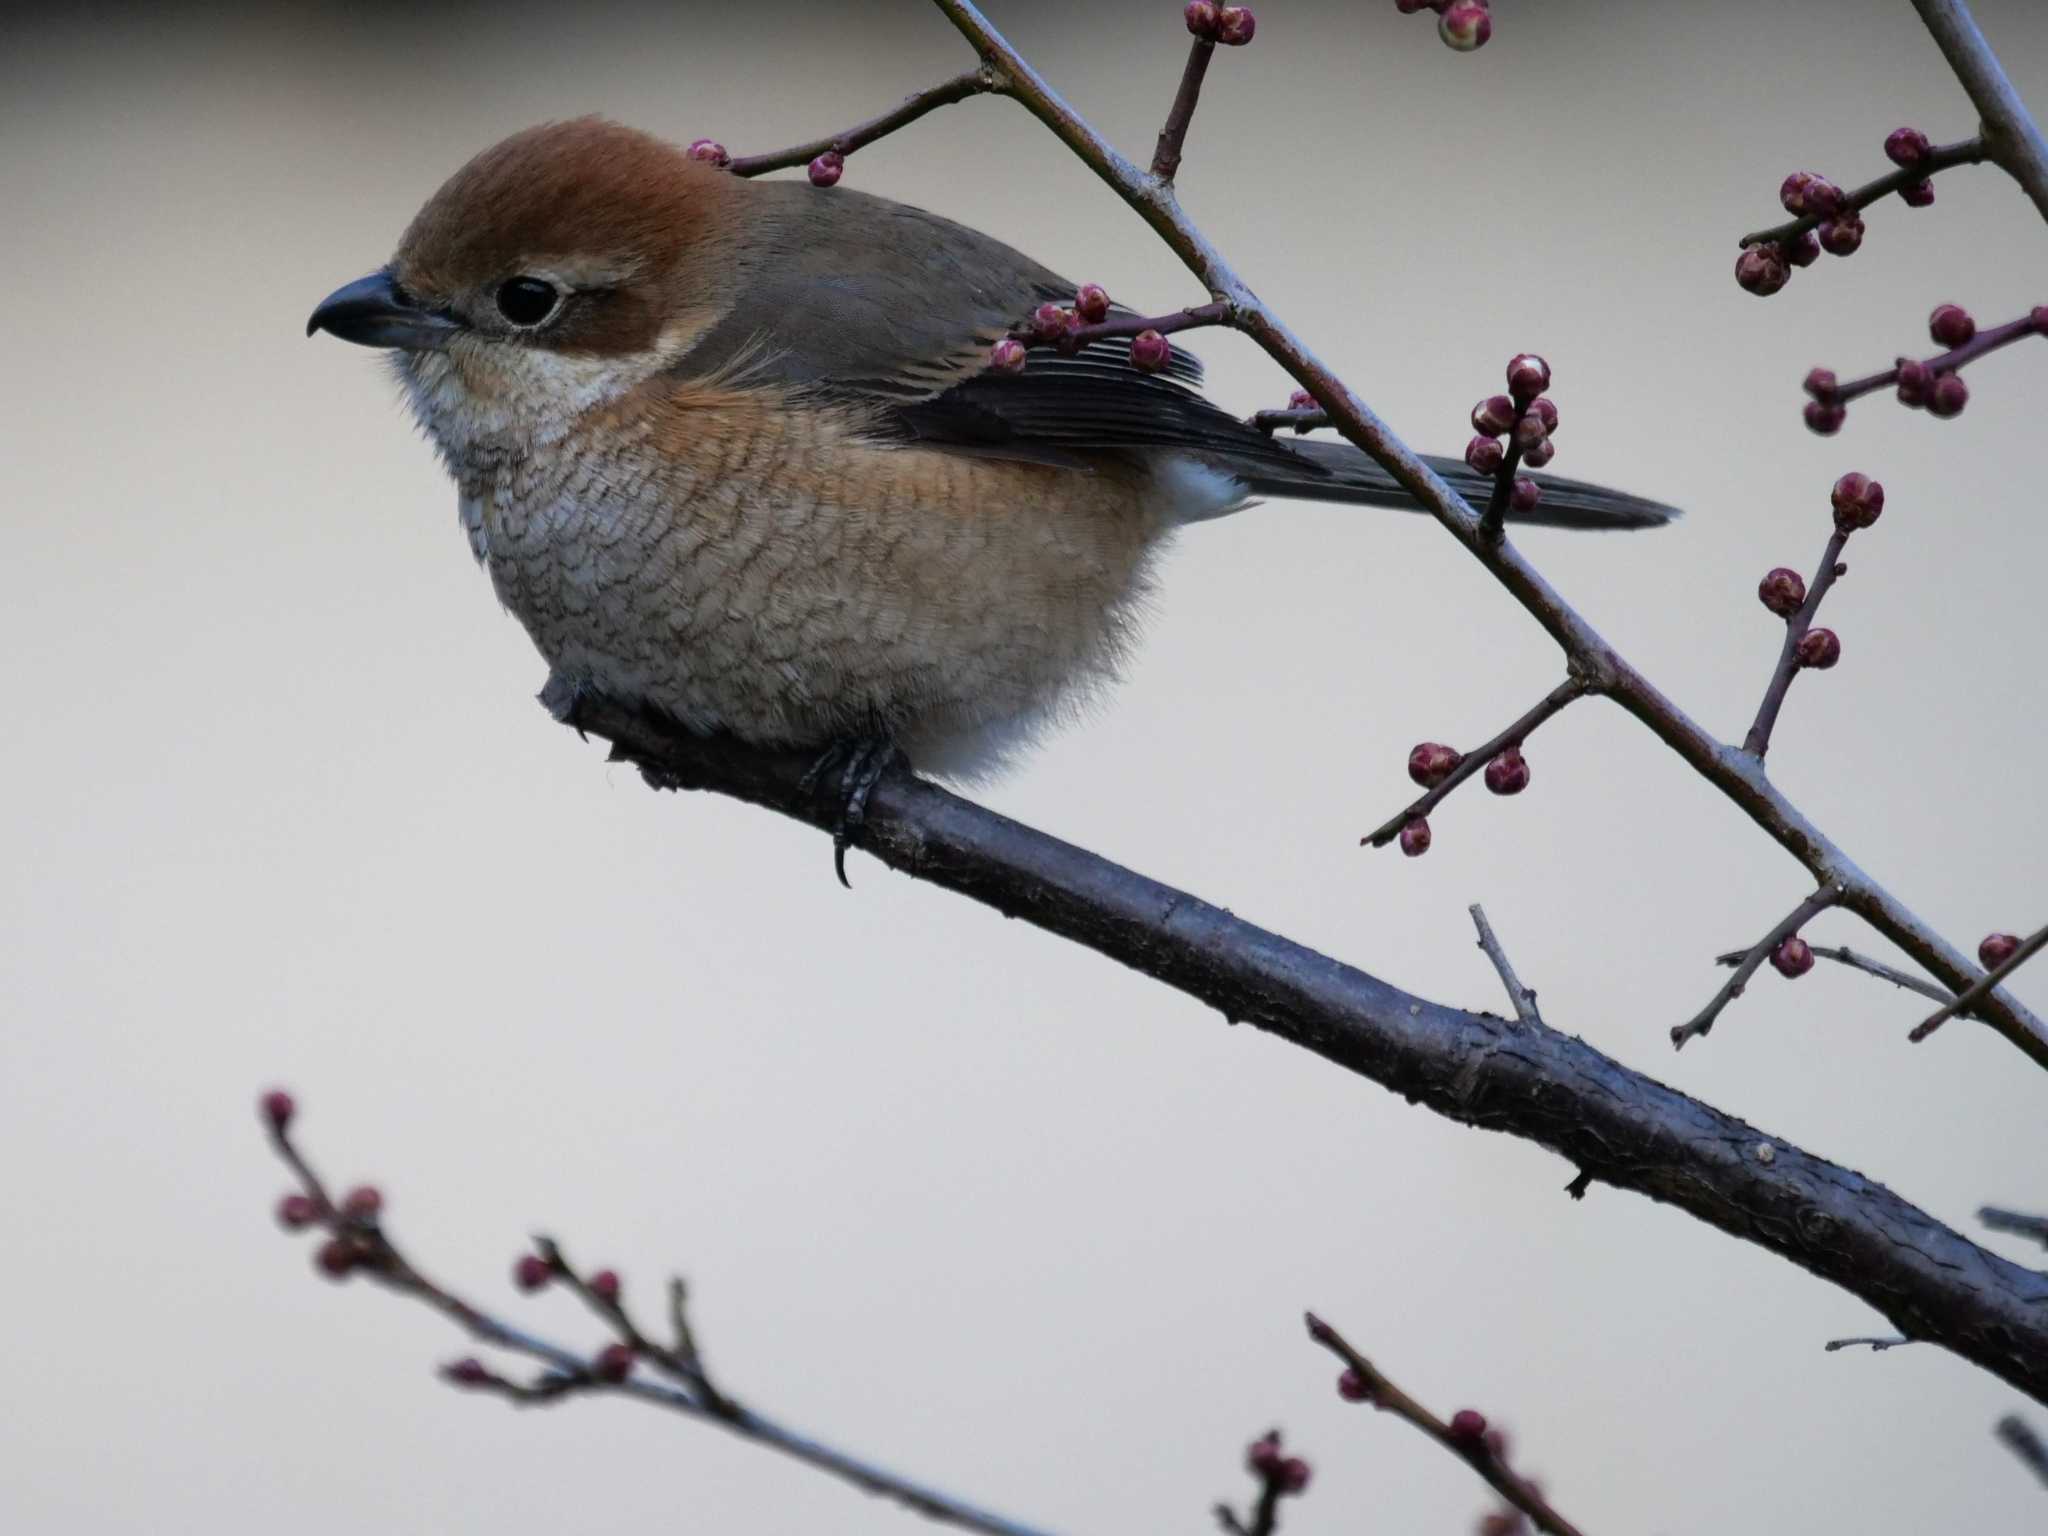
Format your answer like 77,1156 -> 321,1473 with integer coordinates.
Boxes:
1245,1430 -> 1313,1496
994,284 -> 1187,375
1806,304 -> 2047,434
1185,3 -> 1257,44
1737,127 -> 1942,299
1463,353 -> 1553,520
1394,0 -> 1493,51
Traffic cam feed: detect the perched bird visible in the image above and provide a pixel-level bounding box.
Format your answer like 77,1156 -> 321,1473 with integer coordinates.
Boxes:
310,118 -> 1672,860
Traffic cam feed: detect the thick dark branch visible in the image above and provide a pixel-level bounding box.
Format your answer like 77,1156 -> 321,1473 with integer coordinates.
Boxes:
1913,920 -> 2048,1040
1151,37 -> 1216,181
562,694 -> 2048,1406
1305,1314 -> 1586,1536
1911,0 -> 2048,225
1744,529 -> 1850,758
726,69 -> 1001,177
927,0 -> 2048,1068
1739,137 -> 1987,248
1675,886 -> 1843,1049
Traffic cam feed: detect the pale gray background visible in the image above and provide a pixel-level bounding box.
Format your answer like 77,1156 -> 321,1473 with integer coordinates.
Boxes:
5,1 -> 2047,1530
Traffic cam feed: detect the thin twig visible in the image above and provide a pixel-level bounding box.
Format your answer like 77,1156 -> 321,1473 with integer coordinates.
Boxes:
1361,678 -> 1587,848
1739,136 -> 1988,248
1979,1207 -> 2048,1251
1304,1314 -> 1588,1536
264,1109 -> 1060,1536
726,69 -> 1000,177
1912,920 -> 2048,1040
1248,405 -> 1330,435
1718,943 -> 1953,1006
1151,36 -> 1216,181
1743,528 -> 1850,759
1470,904 -> 1542,1027
1819,311 -> 2045,407
1996,1415 -> 2048,1491
1016,300 -> 1231,350
1674,886 -> 1844,1049
926,0 -> 2048,1067
1911,0 -> 2048,225
1823,1335 -> 1914,1352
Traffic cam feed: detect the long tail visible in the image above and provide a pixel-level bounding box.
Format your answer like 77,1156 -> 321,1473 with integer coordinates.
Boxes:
1231,437 -> 1680,531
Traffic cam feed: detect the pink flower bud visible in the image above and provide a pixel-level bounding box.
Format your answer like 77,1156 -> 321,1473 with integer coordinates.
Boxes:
686,139 -> 730,167
275,1193 -> 318,1230
1439,1 -> 1492,50
1802,368 -> 1838,400
1803,400 -> 1846,435
1895,358 -> 1932,406
1129,329 -> 1173,372
1830,471 -> 1884,532
1770,935 -> 1815,978
1031,302 -> 1073,343
1929,304 -> 1976,348
1247,1433 -> 1284,1475
1509,478 -> 1541,514
1780,171 -> 1844,217
1399,819 -> 1433,857
1449,1409 -> 1489,1443
1526,397 -> 1559,434
2033,306 -> 2048,334
260,1089 -> 296,1133
1408,741 -> 1464,786
1465,435 -> 1505,474
1337,1368 -> 1372,1402
1217,5 -> 1257,44
1472,395 -> 1518,435
1816,215 -> 1865,256
989,337 -> 1027,374
513,1253 -> 552,1292
340,1185 -> 383,1220
1185,1 -> 1221,37
589,1269 -> 622,1304
315,1237 -> 363,1279
593,1343 -> 635,1383
1758,567 -> 1807,617
1735,245 -> 1790,296
1276,1457 -> 1312,1494
1522,437 -> 1556,469
1784,230 -> 1822,267
1795,627 -> 1841,669
1513,412 -> 1548,452
807,151 -> 844,188
1980,932 -> 2022,969
442,1357 -> 491,1387
1505,353 -> 1550,403
1075,283 -> 1111,324
1287,388 -> 1316,410
1899,179 -> 1936,208
1884,127 -> 1931,166
1483,750 -> 1530,796
1927,372 -> 1969,418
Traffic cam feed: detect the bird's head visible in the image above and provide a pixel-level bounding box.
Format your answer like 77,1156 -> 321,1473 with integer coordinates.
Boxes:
308,118 -> 747,461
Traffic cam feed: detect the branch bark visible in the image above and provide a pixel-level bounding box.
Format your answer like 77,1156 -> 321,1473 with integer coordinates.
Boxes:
1911,0 -> 2048,225
561,692 -> 2048,1407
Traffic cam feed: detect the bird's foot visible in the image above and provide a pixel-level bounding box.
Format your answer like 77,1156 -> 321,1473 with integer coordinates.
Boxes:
539,670 -> 600,739
799,733 -> 901,889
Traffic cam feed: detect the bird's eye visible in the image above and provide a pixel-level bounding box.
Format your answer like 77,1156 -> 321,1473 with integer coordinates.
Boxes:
494,276 -> 559,327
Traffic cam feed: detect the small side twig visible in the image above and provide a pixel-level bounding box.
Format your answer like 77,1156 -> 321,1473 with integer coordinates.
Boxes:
1361,677 -> 1589,849
1996,1414 -> 2048,1491
1743,527 -> 1851,759
1013,299 -> 1232,352
1823,1335 -> 1915,1353
1979,1207 -> 2048,1251
1470,904 -> 1542,1028
726,69 -> 1000,177
1305,1313 -> 1586,1536
1214,1429 -> 1310,1536
1739,136 -> 1988,248
1151,35 -> 1216,182
1248,404 -> 1330,435
1719,943 -> 1953,1006
1912,920 -> 2048,1040
1674,886 -> 1844,1049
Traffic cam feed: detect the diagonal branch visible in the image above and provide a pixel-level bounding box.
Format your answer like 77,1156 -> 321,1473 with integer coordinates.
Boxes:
558,692 -> 2048,1406
1469,904 -> 1542,1027
1912,920 -> 2048,1040
1361,678 -> 1587,849
926,0 -> 2048,1070
726,69 -> 1001,177
1911,0 -> 2048,225
1675,886 -> 1844,1049
1718,943 -> 1954,1007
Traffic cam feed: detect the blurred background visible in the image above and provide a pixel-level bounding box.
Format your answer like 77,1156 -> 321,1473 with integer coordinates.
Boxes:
5,1 -> 2047,1530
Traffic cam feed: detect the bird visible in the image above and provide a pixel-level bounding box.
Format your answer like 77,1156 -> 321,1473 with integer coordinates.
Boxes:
309,117 -> 1674,872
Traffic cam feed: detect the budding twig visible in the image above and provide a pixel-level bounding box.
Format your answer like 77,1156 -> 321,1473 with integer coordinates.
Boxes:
1810,307 -> 2046,416
1743,528 -> 1850,759
1674,886 -> 1844,1049
1470,904 -> 1542,1028
1715,943 -> 1952,1006
725,69 -> 1001,178
1361,678 -> 1587,849
1979,1206 -> 2048,1251
1304,1313 -> 1587,1536
1152,35 -> 1216,182
1014,299 -> 1231,352
1740,136 -> 1987,250
1913,920 -> 2048,1040
261,1099 -> 1058,1536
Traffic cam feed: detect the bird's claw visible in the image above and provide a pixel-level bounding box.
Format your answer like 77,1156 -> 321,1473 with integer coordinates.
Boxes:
801,734 -> 900,888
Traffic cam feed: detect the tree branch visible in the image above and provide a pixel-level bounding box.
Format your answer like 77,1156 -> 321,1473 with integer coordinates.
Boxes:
725,69 -> 1001,177
927,0 -> 2048,1069
1151,35 -> 1216,181
1980,1206 -> 2048,1251
1996,1414 -> 2048,1491
1717,943 -> 1954,1007
1738,136 -> 1988,248
555,691 -> 2048,1406
1912,920 -> 2048,1040
1743,529 -> 1850,759
1911,0 -> 2048,225
1674,885 -> 1844,1049
1469,904 -> 1542,1027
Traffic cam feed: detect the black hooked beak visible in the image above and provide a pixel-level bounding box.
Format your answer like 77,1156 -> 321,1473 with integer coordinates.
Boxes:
306,269 -> 461,350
